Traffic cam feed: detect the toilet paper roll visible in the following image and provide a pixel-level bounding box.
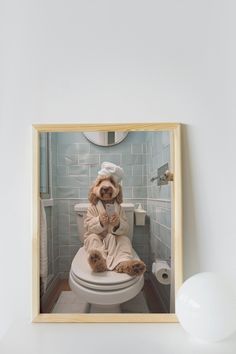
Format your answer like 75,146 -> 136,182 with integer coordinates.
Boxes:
152,260 -> 171,285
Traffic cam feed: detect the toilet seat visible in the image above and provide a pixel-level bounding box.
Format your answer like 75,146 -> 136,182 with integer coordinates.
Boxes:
69,246 -> 144,306
70,247 -> 142,291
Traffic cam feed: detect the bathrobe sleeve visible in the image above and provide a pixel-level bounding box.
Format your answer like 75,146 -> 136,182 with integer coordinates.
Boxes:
112,207 -> 129,236
84,205 -> 105,234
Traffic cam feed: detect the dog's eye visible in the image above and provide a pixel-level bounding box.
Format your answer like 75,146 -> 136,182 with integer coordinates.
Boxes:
110,179 -> 115,186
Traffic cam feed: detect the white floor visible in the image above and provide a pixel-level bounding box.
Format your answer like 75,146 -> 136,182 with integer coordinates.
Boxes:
52,291 -> 149,313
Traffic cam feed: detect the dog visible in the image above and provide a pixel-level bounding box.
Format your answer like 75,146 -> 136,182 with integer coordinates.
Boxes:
83,168 -> 146,277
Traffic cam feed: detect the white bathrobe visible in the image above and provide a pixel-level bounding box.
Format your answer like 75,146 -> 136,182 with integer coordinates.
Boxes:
84,200 -> 133,270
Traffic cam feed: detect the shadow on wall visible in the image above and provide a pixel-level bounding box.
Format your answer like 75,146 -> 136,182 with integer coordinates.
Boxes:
182,124 -> 200,279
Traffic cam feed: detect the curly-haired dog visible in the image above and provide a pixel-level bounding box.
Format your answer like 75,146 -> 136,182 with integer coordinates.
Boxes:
84,162 -> 146,277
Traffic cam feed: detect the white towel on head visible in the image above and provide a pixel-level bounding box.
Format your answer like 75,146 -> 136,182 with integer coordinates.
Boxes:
98,162 -> 124,183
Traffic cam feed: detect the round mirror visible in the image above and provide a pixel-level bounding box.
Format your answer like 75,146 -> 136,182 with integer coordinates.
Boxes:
83,131 -> 128,147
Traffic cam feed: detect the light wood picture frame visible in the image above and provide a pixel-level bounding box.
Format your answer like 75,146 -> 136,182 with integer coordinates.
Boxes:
32,123 -> 182,323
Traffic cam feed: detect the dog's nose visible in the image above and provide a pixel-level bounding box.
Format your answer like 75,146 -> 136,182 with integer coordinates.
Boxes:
101,186 -> 110,193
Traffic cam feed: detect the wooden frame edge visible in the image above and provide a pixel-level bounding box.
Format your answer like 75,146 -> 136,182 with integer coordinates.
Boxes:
173,125 -> 183,293
32,313 -> 178,323
32,123 -> 182,323
32,123 -> 181,132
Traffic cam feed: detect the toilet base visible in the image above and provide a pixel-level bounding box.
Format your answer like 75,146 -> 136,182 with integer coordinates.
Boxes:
89,304 -> 121,313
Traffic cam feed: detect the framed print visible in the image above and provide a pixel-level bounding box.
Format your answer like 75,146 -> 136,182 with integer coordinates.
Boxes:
32,123 -> 182,322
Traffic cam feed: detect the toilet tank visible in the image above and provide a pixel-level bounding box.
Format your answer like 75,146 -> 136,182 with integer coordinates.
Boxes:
74,203 -> 134,243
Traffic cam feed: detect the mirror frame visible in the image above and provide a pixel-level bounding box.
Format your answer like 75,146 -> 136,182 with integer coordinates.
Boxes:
32,123 -> 182,323
83,131 -> 129,146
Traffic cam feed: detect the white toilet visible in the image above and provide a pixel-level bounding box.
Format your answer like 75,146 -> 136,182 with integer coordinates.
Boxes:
69,203 -> 144,313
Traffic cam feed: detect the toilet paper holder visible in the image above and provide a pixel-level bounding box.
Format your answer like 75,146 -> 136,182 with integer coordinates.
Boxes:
152,259 -> 171,285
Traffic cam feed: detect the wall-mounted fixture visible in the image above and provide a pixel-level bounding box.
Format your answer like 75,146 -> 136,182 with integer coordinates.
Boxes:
150,163 -> 174,186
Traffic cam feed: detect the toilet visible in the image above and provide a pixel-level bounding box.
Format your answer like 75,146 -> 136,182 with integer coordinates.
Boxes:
69,203 -> 144,313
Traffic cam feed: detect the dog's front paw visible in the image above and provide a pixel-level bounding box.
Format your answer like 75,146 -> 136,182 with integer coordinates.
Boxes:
109,213 -> 120,227
88,250 -> 107,272
115,260 -> 146,276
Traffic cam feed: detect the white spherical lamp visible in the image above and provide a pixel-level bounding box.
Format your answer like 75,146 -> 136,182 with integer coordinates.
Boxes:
176,272 -> 236,342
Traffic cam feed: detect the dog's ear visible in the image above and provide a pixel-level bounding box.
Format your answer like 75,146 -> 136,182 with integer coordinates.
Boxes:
88,185 -> 98,205
116,185 -> 123,204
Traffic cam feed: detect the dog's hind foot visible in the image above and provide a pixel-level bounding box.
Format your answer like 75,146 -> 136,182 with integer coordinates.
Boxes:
88,250 -> 107,272
115,260 -> 146,276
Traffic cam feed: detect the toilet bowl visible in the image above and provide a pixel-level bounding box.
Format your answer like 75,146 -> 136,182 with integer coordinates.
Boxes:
69,203 -> 144,312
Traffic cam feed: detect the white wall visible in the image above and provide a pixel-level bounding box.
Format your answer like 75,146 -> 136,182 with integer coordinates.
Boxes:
1,0 -> 236,352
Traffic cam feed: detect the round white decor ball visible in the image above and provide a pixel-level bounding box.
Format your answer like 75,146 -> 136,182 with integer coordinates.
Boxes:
176,272 -> 236,342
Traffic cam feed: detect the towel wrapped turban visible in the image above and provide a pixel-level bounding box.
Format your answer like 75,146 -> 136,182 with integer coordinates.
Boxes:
98,162 -> 124,184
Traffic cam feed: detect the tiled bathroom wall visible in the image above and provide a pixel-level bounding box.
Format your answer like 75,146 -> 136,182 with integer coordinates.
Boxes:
146,132 -> 171,263
53,132 -> 147,199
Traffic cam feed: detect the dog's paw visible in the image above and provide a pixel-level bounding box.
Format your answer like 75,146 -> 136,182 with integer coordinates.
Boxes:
115,260 -> 146,276
88,250 -> 107,272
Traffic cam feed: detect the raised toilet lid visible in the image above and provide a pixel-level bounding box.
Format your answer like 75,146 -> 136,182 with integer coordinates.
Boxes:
70,247 -> 141,291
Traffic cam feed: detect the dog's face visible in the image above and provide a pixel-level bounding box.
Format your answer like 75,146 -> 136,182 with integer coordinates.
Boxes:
94,176 -> 119,201
89,176 -> 123,204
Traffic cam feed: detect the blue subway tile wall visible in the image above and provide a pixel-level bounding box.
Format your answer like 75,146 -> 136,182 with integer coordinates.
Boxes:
53,199 -> 82,278
146,131 -> 171,263
53,131 -> 148,200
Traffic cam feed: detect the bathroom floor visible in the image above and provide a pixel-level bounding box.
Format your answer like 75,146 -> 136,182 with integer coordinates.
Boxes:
44,273 -> 168,314
52,290 -> 149,313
